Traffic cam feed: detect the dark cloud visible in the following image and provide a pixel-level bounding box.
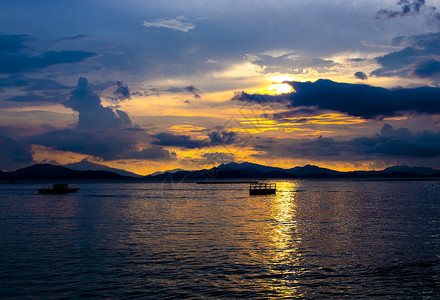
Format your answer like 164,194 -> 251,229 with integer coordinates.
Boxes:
371,124 -> 440,157
376,0 -> 440,26
24,78 -> 175,161
167,85 -> 201,99
123,146 -> 176,160
208,130 -> 236,145
184,85 -> 199,93
26,128 -> 174,161
234,79 -> 440,119
0,50 -> 97,74
152,132 -> 203,149
63,77 -> 131,130
412,58 -> 440,77
112,81 -> 131,101
371,32 -> 440,80
0,134 -> 34,170
0,34 -> 30,53
232,91 -> 287,105
185,85 -> 201,99
56,34 -> 89,42
376,0 -> 426,19
347,58 -> 367,62
354,71 -> 368,80
151,129 -> 238,149
0,77 -> 71,105
374,4 -> 440,81
252,124 -> 440,160
22,78 -> 71,91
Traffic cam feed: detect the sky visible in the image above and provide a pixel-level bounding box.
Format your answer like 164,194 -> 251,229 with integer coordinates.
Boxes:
1,0 -> 440,175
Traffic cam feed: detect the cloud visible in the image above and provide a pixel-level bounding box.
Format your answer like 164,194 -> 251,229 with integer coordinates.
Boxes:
167,85 -> 201,99
208,130 -> 237,145
63,77 -> 131,130
24,78 -> 175,161
252,124 -> 440,161
354,71 -> 368,80
0,134 -> 34,170
376,0 -> 440,26
4,92 -> 68,103
26,128 -> 175,161
371,32 -> 440,80
151,129 -> 238,149
56,34 -> 89,42
142,17 -> 195,32
234,79 -> 440,119
0,34 -> 30,53
22,78 -> 71,91
249,53 -> 337,74
122,146 -> 176,160
151,132 -> 203,149
0,76 -> 72,105
0,50 -> 97,74
112,81 -> 131,101
412,58 -> 440,78
376,0 -> 427,19
370,124 -> 440,157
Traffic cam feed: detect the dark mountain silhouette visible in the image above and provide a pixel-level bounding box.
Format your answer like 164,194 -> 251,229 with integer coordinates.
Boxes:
148,168 -> 186,176
382,166 -> 440,176
65,159 -> 143,178
287,164 -> 342,176
1,164 -> 131,180
1,162 -> 440,182
143,162 -> 440,181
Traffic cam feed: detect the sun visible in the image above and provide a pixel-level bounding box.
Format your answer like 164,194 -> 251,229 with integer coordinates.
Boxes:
265,83 -> 294,95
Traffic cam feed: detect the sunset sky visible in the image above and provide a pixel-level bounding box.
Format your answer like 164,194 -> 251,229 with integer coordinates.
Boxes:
1,0 -> 440,175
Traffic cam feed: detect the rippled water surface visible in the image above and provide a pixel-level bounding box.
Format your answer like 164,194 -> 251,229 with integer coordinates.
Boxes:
1,180 -> 439,298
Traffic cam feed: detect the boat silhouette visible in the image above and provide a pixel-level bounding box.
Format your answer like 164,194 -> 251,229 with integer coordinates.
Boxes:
37,184 -> 79,194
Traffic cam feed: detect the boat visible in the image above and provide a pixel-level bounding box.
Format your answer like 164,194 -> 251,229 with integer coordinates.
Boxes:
37,184 -> 79,194
249,182 -> 276,195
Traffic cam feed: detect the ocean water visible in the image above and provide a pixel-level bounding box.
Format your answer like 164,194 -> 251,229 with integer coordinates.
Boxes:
0,180 -> 439,298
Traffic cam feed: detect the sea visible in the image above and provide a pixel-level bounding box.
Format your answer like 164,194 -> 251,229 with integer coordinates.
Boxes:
0,179 -> 439,299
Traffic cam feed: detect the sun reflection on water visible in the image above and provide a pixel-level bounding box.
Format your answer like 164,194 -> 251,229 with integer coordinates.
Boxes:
254,180 -> 304,298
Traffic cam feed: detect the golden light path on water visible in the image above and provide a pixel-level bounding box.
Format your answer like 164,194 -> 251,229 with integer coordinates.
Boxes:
115,181 -> 308,297
226,181 -> 304,298
258,181 -> 303,298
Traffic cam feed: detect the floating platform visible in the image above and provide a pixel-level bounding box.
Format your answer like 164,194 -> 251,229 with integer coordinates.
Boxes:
249,183 -> 276,195
37,184 -> 79,194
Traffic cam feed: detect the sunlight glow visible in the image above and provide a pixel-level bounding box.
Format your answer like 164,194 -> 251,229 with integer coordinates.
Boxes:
266,83 -> 293,95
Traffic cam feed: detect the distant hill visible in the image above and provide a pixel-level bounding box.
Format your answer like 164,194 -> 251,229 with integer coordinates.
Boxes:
143,162 -> 440,181
1,164 -> 133,180
287,164 -> 342,176
382,166 -> 440,176
148,168 -> 186,176
65,159 -> 143,178
2,162 -> 440,182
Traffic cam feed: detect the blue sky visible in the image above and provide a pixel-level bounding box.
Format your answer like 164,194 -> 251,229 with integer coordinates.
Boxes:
1,0 -> 440,174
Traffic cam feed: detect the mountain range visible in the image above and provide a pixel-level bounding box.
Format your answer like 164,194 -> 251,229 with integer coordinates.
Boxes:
0,164 -> 131,181
1,161 -> 440,181
143,162 -> 440,181
65,159 -> 143,178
